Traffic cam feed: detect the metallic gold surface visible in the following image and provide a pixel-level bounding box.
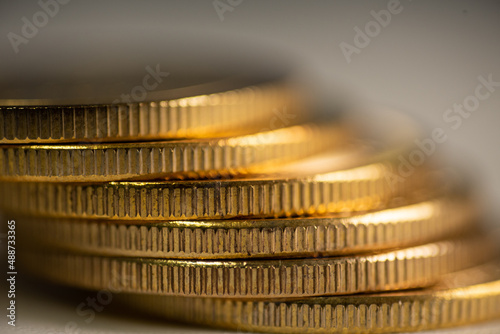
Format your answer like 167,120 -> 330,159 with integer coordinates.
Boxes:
17,194 -> 475,259
115,262 -> 500,333
20,235 -> 492,298
0,150 -> 429,219
0,123 -> 343,182
0,83 -> 299,143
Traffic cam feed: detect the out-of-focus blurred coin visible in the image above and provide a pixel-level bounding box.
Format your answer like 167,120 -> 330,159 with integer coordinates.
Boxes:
17,193 -> 475,259
113,262 -> 500,333
20,234 -> 493,298
0,123 -> 344,182
0,80 -> 304,143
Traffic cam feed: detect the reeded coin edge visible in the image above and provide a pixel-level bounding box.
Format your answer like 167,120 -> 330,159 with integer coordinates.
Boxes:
0,84 -> 295,143
20,236 -> 489,298
0,156 -> 427,220
0,124 -> 343,182
118,278 -> 500,333
18,196 -> 475,259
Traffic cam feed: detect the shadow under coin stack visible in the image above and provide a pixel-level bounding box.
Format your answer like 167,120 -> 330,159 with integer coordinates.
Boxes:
1,79 -> 500,333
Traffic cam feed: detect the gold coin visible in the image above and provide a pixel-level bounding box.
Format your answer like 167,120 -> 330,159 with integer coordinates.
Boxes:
114,262 -> 500,333
0,147 -> 431,220
0,82 -> 301,143
20,234 -> 492,298
17,193 -> 475,259
0,123 -> 344,182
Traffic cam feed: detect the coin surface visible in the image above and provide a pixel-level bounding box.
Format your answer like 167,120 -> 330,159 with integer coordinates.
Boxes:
0,123 -> 344,182
19,234 -> 492,298
17,193 -> 475,259
0,81 -> 303,143
114,262 -> 500,333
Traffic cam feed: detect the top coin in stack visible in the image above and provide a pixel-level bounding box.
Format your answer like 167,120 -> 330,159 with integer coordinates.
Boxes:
0,78 -> 307,143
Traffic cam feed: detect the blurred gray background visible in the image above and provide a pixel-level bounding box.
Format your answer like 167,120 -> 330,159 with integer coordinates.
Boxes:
1,1 -> 500,333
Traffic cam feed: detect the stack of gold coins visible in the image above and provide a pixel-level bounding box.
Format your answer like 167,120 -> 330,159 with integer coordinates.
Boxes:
1,78 -> 499,333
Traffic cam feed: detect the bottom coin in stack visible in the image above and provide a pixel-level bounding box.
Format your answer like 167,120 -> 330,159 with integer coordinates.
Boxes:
114,261 -> 500,333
